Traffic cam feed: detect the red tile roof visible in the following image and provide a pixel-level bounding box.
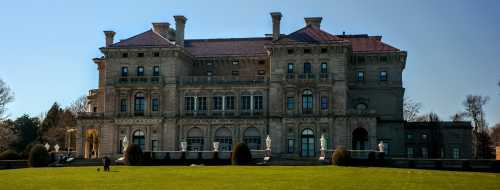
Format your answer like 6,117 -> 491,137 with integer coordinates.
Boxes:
108,28 -> 400,56
339,35 -> 400,52
276,25 -> 345,43
111,30 -> 175,48
184,38 -> 271,57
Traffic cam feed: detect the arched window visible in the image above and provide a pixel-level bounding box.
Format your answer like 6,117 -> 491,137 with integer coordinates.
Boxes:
187,127 -> 204,151
352,128 -> 368,150
302,90 -> 313,114
135,93 -> 145,115
301,129 -> 315,157
132,130 -> 145,150
243,127 -> 261,150
215,127 -> 232,151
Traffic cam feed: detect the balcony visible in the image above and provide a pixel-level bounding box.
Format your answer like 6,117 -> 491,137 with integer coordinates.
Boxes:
286,73 -> 334,82
177,75 -> 266,85
117,76 -> 162,85
77,112 -> 104,119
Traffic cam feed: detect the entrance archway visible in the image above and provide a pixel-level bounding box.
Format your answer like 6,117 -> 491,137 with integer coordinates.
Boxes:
301,129 -> 315,157
352,127 -> 368,150
132,130 -> 145,150
84,129 -> 98,159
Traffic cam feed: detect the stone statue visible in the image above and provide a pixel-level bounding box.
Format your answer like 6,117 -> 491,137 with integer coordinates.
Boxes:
54,144 -> 60,152
378,141 -> 385,152
122,136 -> 128,153
213,142 -> 220,152
44,143 -> 50,151
320,134 -> 326,151
265,135 -> 272,151
180,141 -> 187,152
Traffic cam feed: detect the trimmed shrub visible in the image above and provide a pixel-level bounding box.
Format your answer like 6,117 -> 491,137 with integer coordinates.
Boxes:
331,146 -> 351,166
124,144 -> 143,166
28,144 -> 49,167
231,143 -> 252,165
0,150 -> 21,160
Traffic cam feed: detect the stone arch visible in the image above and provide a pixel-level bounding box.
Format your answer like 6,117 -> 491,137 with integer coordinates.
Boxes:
187,127 -> 204,151
352,127 -> 368,150
243,127 -> 261,150
215,127 -> 232,151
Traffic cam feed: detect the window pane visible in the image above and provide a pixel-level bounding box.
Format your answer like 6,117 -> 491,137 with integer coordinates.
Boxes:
357,71 -> 364,81
304,63 -> 311,73
320,63 -> 327,73
254,96 -> 263,110
153,66 -> 160,76
288,63 -> 294,73
320,96 -> 328,110
287,97 -> 295,110
121,67 -> 128,77
241,96 -> 251,110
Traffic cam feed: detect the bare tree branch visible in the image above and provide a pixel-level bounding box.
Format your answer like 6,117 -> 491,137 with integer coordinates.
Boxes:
68,95 -> 88,114
403,96 -> 422,122
0,78 -> 14,120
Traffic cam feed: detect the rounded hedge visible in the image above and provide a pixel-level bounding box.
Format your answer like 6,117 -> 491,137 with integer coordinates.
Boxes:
124,144 -> 143,166
28,144 -> 49,167
231,143 -> 252,165
331,146 -> 351,166
0,149 -> 21,160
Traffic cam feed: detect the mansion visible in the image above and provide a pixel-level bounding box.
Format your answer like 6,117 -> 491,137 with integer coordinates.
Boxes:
76,12 -> 472,160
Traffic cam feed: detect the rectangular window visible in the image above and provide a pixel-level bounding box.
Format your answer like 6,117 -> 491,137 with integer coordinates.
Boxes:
383,142 -> 390,155
421,147 -> 428,158
288,139 -> 295,153
153,52 -> 160,57
151,140 -> 159,151
303,63 -> 311,73
151,98 -> 159,112
137,66 -> 144,76
241,96 -> 251,111
120,99 -> 127,112
452,148 -> 460,159
153,66 -> 160,76
137,52 -> 144,57
134,98 -> 145,113
302,95 -> 313,113
287,97 -> 295,110
356,71 -> 364,81
288,63 -> 294,73
380,56 -> 388,62
379,71 -> 388,81
287,49 -> 294,54
121,67 -> 128,77
357,56 -> 365,63
303,48 -> 311,54
225,96 -> 235,111
213,96 -> 223,111
320,96 -> 328,110
122,53 -> 128,58
407,147 -> 414,158
184,97 -> 195,111
197,97 -> 207,111
320,63 -> 328,73
321,48 -> 328,54
254,95 -> 263,111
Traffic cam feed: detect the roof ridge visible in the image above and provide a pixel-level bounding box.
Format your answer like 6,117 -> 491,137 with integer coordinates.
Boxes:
150,29 -> 176,45
186,37 -> 271,42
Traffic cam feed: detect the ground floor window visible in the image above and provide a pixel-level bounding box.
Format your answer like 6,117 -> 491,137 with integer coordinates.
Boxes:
452,148 -> 460,159
421,147 -> 428,158
132,130 -> 145,150
407,147 -> 414,158
288,139 -> 295,153
187,137 -> 204,151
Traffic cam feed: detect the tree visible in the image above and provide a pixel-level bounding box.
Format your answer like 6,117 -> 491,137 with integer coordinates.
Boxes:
491,123 -> 500,147
68,95 -> 88,114
38,103 -> 65,147
0,121 -> 18,152
0,78 -> 14,120
403,97 -> 422,122
415,112 -> 440,122
462,95 -> 492,159
450,112 -> 467,122
12,114 -> 39,153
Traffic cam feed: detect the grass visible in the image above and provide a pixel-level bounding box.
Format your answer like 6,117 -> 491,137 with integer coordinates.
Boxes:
0,166 -> 499,190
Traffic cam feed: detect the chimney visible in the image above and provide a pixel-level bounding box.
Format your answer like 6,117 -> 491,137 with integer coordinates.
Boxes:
304,17 -> 322,29
174,15 -> 187,47
270,12 -> 282,41
104,31 -> 115,47
152,22 -> 170,39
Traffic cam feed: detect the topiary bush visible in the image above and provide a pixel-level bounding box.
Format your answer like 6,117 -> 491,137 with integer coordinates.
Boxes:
231,143 -> 252,165
124,144 -> 143,166
331,146 -> 351,166
0,149 -> 21,160
28,144 -> 49,167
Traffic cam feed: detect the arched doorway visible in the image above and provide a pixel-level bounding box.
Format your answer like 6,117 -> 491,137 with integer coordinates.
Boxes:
215,127 -> 232,151
84,129 -> 98,159
132,130 -> 145,150
187,127 -> 203,151
352,128 -> 368,150
243,127 -> 261,150
301,129 -> 315,157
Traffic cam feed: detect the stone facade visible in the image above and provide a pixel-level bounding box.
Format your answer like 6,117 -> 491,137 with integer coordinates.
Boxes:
76,12 -> 472,159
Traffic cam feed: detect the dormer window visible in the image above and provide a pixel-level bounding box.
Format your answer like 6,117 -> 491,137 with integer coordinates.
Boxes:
303,48 -> 311,54
321,48 -> 328,54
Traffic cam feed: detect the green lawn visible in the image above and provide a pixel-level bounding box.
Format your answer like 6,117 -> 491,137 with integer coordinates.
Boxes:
0,166 -> 498,190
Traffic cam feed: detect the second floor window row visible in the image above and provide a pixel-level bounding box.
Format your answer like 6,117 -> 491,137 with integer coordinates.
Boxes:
121,66 -> 161,77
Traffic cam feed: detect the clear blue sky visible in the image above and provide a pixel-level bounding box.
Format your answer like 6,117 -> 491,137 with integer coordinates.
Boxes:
0,0 -> 498,125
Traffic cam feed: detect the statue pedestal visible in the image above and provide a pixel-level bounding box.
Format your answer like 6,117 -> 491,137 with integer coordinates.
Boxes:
264,149 -> 271,161
319,149 -> 326,160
